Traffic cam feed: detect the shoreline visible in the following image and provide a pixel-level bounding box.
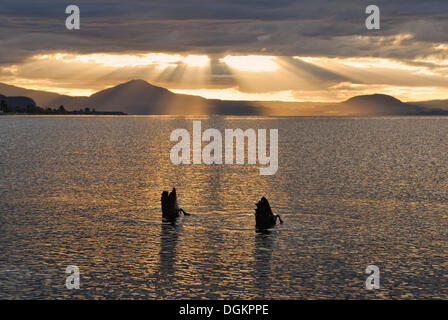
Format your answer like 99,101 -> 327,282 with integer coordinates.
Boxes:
0,112 -> 127,116
3,113 -> 448,117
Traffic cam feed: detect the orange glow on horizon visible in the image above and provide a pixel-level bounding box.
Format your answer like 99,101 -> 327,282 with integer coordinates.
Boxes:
1,50 -> 448,102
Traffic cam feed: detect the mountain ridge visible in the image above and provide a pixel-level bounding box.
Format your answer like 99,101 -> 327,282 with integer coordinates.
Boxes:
0,93 -> 36,110
1,80 -> 447,116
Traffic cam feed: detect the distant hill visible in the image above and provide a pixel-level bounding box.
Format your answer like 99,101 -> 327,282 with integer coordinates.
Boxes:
0,80 -> 261,115
1,81 -> 448,116
262,94 -> 448,116
85,80 -> 262,115
85,80 -> 209,115
0,83 -> 87,109
333,94 -> 427,116
411,99 -> 448,110
0,93 -> 125,115
0,93 -> 36,111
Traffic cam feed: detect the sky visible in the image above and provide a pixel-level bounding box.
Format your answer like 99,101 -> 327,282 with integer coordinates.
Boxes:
0,0 -> 447,102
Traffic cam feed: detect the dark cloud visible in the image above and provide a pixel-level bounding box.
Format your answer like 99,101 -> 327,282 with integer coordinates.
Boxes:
0,0 -> 447,65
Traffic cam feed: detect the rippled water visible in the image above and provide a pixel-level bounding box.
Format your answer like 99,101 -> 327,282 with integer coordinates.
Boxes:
1,115 -> 447,299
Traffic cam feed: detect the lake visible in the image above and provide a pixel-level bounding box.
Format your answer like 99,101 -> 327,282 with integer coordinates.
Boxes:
0,115 -> 447,299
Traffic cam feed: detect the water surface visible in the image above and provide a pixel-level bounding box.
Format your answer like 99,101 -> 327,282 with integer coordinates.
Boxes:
1,115 -> 447,299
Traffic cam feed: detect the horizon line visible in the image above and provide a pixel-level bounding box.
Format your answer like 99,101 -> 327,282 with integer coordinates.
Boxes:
0,80 -> 442,104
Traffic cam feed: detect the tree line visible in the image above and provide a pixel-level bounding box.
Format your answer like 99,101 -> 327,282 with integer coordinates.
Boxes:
0,100 -> 126,115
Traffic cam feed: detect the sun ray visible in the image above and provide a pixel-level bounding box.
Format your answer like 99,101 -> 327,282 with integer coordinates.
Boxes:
220,55 -> 279,73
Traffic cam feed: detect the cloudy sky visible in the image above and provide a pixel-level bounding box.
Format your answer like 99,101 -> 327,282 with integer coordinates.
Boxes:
0,0 -> 447,101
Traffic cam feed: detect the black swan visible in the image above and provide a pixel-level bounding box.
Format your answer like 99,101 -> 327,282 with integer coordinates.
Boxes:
161,188 -> 190,220
254,197 -> 283,230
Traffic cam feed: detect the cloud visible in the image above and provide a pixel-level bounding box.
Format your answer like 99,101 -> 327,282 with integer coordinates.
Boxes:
0,0 -> 447,66
0,1 -> 447,102
2,50 -> 448,101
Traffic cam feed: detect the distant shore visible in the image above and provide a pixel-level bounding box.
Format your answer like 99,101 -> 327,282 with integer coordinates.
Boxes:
0,111 -> 127,116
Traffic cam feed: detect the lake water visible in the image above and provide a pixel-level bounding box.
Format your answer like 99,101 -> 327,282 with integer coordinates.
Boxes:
1,115 -> 447,299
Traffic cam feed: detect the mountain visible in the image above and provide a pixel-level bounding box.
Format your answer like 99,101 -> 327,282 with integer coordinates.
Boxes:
334,94 -> 427,116
262,94 -> 448,116
86,80 -> 262,115
0,93 -> 36,110
411,99 -> 448,110
0,82 -> 87,109
1,81 -> 447,116
0,80 -> 261,115
85,80 -> 209,115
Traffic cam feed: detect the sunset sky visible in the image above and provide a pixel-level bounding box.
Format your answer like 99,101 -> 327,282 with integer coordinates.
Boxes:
0,0 -> 447,102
